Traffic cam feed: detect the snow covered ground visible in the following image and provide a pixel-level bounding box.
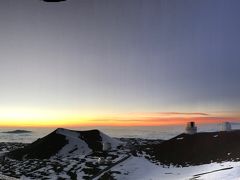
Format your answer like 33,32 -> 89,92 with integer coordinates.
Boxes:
56,128 -> 91,156
0,174 -> 18,180
55,128 -> 123,157
2,130 -> 240,179
111,156 -> 240,180
2,154 -> 240,179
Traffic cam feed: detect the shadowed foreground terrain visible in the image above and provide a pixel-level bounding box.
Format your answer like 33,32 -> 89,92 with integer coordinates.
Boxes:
138,130 -> 240,166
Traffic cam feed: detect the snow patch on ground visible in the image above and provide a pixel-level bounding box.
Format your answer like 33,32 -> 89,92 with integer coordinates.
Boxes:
100,131 -> 123,149
112,156 -> 240,180
0,174 -> 18,180
55,128 -> 122,157
176,137 -> 184,140
56,128 -> 91,156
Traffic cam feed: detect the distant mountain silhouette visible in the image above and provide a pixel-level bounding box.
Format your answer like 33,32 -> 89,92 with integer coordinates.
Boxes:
8,128 -> 122,160
2,130 -> 32,134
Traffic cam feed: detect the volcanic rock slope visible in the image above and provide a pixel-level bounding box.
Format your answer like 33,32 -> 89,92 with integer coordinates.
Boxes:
141,130 -> 240,166
8,128 -> 122,160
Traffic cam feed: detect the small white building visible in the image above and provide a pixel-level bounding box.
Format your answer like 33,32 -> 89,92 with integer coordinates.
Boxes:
102,142 -> 112,151
97,157 -> 105,164
185,121 -> 197,134
222,122 -> 232,131
97,157 -> 111,165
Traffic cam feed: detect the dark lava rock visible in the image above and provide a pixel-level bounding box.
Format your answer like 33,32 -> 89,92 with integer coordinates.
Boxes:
79,129 -> 103,151
142,130 -> 240,166
8,130 -> 67,160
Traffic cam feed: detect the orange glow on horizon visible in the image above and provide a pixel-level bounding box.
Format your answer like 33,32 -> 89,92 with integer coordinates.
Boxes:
0,109 -> 240,127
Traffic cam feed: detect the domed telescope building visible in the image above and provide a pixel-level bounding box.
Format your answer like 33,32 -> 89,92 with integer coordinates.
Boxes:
222,122 -> 232,131
185,121 -> 197,134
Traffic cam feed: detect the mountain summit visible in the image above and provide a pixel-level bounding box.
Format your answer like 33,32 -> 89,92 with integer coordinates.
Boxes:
8,128 -> 122,160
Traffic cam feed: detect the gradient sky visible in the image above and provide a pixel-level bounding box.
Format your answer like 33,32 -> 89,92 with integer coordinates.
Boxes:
0,0 -> 240,126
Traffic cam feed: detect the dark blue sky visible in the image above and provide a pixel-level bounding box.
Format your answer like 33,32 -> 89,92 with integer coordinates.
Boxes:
0,0 -> 240,116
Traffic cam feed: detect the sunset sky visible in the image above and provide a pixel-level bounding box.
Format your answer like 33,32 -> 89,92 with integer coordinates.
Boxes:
0,0 -> 240,127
